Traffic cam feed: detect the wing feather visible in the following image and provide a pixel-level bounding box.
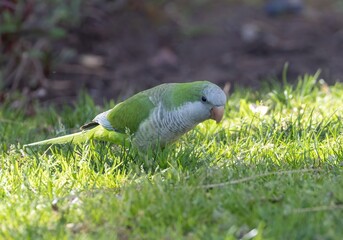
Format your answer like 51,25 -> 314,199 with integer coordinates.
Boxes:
106,92 -> 156,134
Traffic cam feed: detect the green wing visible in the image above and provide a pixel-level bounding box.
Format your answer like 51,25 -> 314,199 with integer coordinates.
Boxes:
107,92 -> 155,134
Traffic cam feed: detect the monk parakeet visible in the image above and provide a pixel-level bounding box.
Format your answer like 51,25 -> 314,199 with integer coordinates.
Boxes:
24,81 -> 226,150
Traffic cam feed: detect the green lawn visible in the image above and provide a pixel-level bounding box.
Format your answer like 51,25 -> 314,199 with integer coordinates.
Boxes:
1,74 -> 343,239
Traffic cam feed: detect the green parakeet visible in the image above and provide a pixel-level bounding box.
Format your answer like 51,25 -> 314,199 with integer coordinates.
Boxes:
24,81 -> 226,150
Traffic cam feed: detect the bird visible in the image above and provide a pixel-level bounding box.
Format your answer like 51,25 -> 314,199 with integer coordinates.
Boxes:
24,81 -> 227,151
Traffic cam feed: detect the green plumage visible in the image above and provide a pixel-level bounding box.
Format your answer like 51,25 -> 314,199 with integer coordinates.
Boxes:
107,94 -> 155,133
163,81 -> 211,109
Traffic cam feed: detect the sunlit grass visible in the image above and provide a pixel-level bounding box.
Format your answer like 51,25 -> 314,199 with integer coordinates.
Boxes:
1,74 -> 343,239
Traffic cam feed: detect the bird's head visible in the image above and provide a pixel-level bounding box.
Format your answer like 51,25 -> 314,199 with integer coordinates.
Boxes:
200,82 -> 227,123
169,81 -> 227,124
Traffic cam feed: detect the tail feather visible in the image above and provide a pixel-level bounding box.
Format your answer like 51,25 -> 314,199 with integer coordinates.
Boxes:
24,125 -> 128,148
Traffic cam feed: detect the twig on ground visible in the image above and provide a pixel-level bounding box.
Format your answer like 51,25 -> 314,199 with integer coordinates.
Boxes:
293,204 -> 343,213
199,169 -> 321,189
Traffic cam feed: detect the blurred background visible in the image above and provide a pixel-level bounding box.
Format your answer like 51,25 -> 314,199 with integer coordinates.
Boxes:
1,0 -> 343,109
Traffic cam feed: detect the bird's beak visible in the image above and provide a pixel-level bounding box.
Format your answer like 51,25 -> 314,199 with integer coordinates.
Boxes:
210,106 -> 224,123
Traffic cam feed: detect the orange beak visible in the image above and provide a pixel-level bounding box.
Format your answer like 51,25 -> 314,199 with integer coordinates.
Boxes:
210,106 -> 224,123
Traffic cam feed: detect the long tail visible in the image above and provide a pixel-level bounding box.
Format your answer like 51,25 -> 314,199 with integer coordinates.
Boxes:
24,125 -> 128,148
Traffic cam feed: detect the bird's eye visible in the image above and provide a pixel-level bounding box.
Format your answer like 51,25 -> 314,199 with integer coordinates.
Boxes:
201,96 -> 207,102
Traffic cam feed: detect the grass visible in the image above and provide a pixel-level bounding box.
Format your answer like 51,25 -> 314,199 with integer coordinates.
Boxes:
1,74 -> 343,239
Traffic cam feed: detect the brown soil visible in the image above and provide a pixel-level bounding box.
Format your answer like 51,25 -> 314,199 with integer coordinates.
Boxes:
44,1 -> 343,104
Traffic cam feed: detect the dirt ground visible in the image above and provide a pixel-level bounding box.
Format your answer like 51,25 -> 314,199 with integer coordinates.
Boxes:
43,1 -> 343,104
